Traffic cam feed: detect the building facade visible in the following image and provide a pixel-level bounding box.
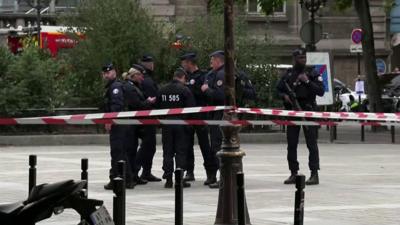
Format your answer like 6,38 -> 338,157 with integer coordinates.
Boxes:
0,0 -> 392,87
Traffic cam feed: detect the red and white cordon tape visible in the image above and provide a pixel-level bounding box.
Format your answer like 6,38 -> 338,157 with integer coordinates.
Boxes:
1,105 -> 400,126
0,106 -> 230,125
236,107 -> 400,122
1,119 -> 397,127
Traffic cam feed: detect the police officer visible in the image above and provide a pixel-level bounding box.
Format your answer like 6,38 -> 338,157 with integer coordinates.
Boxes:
180,52 -> 219,184
135,54 -> 162,182
101,63 -> 134,190
201,50 -> 226,188
276,47 -> 325,185
158,68 -> 196,188
235,68 -> 257,107
123,64 -> 156,186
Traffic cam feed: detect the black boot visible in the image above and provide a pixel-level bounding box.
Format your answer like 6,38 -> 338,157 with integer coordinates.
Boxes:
104,180 -> 113,190
283,171 -> 297,184
141,171 -> 162,182
305,171 -> 319,185
182,181 -> 191,188
183,171 -> 195,182
164,177 -> 173,188
126,179 -> 136,189
204,170 -> 217,185
208,180 -> 220,189
133,175 -> 148,185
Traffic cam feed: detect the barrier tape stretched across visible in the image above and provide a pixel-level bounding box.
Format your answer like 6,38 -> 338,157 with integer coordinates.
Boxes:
7,106 -> 230,121
1,105 -> 400,125
1,118 -> 399,127
236,108 -> 400,122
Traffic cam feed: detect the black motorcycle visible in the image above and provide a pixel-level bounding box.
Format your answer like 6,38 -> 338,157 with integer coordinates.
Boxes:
0,179 -> 113,225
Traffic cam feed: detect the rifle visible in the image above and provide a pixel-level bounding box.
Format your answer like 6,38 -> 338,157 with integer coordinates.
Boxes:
283,79 -> 308,130
283,79 -> 302,111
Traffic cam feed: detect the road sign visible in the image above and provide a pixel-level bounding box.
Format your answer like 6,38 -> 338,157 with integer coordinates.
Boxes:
300,20 -> 323,44
376,58 -> 386,75
350,44 -> 362,53
351,29 -> 363,44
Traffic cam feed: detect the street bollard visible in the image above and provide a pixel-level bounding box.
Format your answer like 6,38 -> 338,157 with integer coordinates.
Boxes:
81,158 -> 88,199
391,126 -> 395,143
29,155 -> 37,195
294,175 -> 305,225
113,177 -> 125,225
237,172 -> 246,225
117,160 -> 126,184
175,169 -> 183,225
361,125 -> 365,142
333,125 -> 337,140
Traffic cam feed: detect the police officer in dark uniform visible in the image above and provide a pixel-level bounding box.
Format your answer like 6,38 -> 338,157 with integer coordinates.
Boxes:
158,68 -> 196,188
201,50 -> 226,188
235,69 -> 257,107
101,63 -> 135,190
135,54 -> 162,182
276,47 -> 325,185
180,52 -> 219,184
123,64 -> 156,186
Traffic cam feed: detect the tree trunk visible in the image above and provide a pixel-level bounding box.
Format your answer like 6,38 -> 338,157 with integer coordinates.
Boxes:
354,0 -> 383,112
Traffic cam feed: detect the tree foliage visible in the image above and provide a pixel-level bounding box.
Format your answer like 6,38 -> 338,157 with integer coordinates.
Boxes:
61,0 -> 171,106
0,47 -> 63,116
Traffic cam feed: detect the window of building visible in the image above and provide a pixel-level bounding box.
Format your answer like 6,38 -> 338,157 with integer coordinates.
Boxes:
246,0 -> 286,16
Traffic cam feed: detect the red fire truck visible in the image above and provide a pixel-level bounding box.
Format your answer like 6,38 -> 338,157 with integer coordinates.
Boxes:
7,26 -> 82,56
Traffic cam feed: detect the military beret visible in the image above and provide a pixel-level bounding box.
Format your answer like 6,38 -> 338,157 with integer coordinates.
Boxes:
141,54 -> 154,62
209,50 -> 224,58
180,52 -> 197,61
102,62 -> 114,72
292,47 -> 307,57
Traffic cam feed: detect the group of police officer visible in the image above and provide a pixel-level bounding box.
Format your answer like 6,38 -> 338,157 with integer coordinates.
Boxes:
102,47 -> 324,190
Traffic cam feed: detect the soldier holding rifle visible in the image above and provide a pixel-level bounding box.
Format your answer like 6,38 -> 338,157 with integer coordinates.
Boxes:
276,47 -> 324,185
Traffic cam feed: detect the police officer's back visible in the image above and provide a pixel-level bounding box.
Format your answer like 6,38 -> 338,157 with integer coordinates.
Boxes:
158,68 -> 195,188
276,47 -> 324,185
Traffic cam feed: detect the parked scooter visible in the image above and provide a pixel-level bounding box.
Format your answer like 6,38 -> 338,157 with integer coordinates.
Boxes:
0,179 -> 113,225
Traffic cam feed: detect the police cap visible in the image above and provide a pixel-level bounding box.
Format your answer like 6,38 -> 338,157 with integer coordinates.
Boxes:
180,52 -> 197,61
209,50 -> 224,58
102,62 -> 114,72
141,54 -> 154,62
292,47 -> 307,57
131,64 -> 146,74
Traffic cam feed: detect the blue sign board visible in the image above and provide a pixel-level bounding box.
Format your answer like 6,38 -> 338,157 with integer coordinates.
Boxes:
376,58 -> 386,75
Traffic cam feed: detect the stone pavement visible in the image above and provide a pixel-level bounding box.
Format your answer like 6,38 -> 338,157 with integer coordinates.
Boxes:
0,143 -> 400,225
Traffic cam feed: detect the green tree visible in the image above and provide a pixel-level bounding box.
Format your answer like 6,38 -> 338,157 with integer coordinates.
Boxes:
61,0 -> 170,106
0,47 -> 62,116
